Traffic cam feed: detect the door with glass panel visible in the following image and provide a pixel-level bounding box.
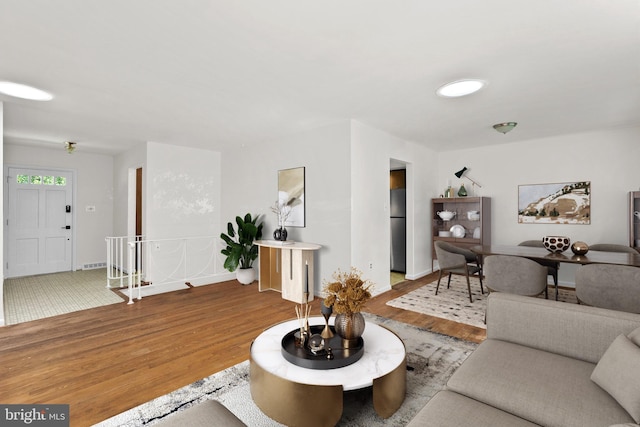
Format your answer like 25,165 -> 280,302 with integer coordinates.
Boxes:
6,167 -> 74,278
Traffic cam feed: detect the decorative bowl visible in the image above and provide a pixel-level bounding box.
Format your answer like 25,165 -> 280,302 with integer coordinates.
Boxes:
437,210 -> 456,221
438,231 -> 452,237
542,236 -> 571,253
571,241 -> 589,255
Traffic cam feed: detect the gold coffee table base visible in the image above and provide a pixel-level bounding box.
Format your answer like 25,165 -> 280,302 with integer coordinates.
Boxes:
250,353 -> 406,427
250,356 -> 343,427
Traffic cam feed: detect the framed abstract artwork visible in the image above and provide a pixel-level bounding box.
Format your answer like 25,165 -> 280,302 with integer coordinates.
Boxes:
518,181 -> 590,224
277,167 -> 305,227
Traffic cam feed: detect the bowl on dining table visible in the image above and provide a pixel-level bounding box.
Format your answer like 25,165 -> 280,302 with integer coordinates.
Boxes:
542,236 -> 571,253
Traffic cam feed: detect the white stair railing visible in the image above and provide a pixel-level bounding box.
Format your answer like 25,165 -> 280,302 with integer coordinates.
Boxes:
124,235 -> 224,304
105,235 -> 144,288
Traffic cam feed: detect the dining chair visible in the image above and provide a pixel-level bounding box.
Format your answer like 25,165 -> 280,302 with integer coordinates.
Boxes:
587,243 -> 638,254
483,255 -> 548,297
434,241 -> 484,303
518,240 -> 558,299
575,264 -> 640,313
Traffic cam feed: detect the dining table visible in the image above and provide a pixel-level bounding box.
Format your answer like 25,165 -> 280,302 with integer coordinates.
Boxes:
470,245 -> 640,267
471,244 -> 640,300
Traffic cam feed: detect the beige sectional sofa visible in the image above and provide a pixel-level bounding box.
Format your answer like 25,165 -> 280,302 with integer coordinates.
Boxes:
409,292 -> 640,427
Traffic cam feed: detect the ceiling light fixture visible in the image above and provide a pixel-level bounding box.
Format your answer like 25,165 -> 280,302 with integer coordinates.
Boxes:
0,81 -> 53,101
65,141 -> 76,154
436,79 -> 486,98
493,122 -> 517,134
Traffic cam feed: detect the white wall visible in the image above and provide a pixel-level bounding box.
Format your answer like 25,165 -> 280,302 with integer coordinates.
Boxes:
221,121 -> 352,296
4,143 -> 114,270
141,142 -> 222,284
351,121 -> 439,294
113,142 -> 147,237
0,103 -> 3,325
437,126 -> 640,285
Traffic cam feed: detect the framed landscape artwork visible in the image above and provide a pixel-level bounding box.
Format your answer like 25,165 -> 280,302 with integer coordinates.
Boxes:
278,167 -> 305,227
518,181 -> 591,224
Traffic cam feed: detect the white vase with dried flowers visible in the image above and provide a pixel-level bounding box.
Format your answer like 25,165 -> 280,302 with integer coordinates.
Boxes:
323,267 -> 373,346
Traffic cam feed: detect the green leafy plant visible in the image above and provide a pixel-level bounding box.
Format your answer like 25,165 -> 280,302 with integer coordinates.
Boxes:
220,213 -> 263,272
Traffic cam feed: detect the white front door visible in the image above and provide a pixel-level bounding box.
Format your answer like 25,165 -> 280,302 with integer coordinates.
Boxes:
6,167 -> 74,278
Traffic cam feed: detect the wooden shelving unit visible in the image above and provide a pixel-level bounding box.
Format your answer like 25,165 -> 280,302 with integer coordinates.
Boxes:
431,197 -> 491,268
629,191 -> 640,252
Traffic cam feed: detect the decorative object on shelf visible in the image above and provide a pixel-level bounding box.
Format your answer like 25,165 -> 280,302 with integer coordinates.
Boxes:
457,184 -> 467,197
323,267 -> 373,347
438,230 -> 452,237
571,241 -> 589,255
543,236 -> 571,253
493,122 -> 517,134
518,182 -> 591,224
220,213 -> 263,285
437,210 -> 456,221
320,301 -> 334,339
272,226 -> 288,241
277,166 -> 305,227
449,224 -> 466,238
467,210 -> 480,220
444,186 -> 453,198
454,167 -> 482,188
634,211 -> 640,220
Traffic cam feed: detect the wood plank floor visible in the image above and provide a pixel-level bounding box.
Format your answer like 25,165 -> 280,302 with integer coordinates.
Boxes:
0,272 -> 484,426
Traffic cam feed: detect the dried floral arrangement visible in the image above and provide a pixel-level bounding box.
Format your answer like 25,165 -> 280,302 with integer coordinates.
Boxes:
323,267 -> 373,314
270,200 -> 292,228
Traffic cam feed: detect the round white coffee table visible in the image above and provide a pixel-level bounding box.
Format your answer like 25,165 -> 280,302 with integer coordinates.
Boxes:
250,316 -> 406,427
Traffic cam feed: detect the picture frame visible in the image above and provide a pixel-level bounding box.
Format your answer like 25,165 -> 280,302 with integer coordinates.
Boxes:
278,167 -> 305,227
518,181 -> 590,224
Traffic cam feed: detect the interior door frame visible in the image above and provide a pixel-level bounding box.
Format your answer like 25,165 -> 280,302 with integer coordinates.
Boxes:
3,164 -> 78,277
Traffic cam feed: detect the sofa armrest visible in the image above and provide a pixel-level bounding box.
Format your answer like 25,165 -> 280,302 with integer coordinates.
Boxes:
486,293 -> 640,364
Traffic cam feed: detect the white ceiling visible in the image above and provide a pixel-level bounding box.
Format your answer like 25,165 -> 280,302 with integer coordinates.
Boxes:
0,0 -> 638,155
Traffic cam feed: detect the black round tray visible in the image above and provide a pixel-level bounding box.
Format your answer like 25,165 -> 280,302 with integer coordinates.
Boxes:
281,325 -> 364,370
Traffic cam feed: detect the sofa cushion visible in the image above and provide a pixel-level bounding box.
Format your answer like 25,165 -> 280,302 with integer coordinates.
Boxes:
447,339 -> 635,427
591,334 -> 640,423
628,326 -> 640,346
153,400 -> 246,427
407,390 -> 538,427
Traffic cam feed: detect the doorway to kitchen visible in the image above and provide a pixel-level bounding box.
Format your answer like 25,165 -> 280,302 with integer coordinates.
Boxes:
390,166 -> 406,286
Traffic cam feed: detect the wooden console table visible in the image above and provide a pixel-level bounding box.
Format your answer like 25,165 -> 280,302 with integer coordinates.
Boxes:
255,240 -> 321,304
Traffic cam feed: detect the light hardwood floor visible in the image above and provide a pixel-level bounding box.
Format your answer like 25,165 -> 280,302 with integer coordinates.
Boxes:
0,272 -> 484,426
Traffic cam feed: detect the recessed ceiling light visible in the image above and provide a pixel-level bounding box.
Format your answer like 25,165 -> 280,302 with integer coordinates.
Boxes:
0,81 -> 53,101
436,79 -> 486,98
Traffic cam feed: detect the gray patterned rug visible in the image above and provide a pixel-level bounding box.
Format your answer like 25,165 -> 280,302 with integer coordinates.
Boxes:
95,314 -> 477,426
386,276 -> 577,329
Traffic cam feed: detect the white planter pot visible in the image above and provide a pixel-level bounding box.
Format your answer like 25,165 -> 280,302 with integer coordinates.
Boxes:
236,267 -> 256,285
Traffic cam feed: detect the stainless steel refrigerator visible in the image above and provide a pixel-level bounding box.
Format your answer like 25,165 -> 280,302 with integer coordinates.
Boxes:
390,188 -> 406,272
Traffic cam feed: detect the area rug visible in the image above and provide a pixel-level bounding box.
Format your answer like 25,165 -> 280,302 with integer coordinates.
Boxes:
95,314 -> 477,426
3,269 -> 126,325
386,276 -> 578,329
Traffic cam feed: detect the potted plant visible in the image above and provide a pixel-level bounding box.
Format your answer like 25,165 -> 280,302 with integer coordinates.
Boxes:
220,213 -> 263,285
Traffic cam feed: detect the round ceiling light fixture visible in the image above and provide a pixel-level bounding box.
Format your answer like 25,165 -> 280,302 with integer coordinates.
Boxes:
493,122 -> 518,134
0,81 -> 53,101
436,79 -> 486,98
